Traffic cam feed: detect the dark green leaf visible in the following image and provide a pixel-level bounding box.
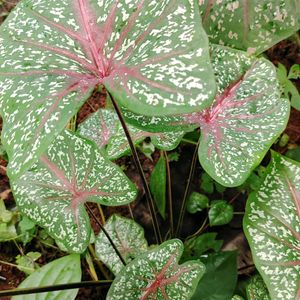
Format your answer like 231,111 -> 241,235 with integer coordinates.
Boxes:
285,147 -> 300,162
150,155 -> 167,219
182,233 -> 223,262
186,192 -> 209,214
191,251 -> 238,300
209,200 -> 233,226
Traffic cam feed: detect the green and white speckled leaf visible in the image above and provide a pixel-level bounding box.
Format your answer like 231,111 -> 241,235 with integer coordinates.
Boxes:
12,254 -> 81,300
246,275 -> 270,300
194,45 -> 290,187
244,152 -> 300,300
199,0 -> 300,55
107,239 -> 205,300
77,109 -> 119,150
95,214 -> 148,275
0,0 -> 216,179
11,130 -> 137,253
78,109 -> 185,160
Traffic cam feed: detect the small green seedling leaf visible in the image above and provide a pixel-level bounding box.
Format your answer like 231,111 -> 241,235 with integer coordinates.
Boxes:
186,192 -> 209,214
182,233 -> 223,262
12,254 -> 81,300
199,0 -> 300,54
11,130 -> 137,253
0,0 -> 216,179
107,239 -> 205,300
150,155 -> 167,219
200,173 -> 214,194
15,251 -> 41,275
191,251 -> 238,300
244,151 -> 300,300
209,200 -> 233,227
0,199 -> 12,223
95,214 -> 148,275
288,64 -> 300,80
246,275 -> 270,300
232,296 -> 244,300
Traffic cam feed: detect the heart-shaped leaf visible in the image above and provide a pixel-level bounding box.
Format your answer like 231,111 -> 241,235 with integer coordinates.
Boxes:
12,254 -> 81,300
246,275 -> 270,300
208,200 -> 233,226
186,192 -> 209,214
244,151 -> 300,300
95,214 -> 148,275
0,0 -> 216,179
78,109 -> 185,160
123,45 -> 290,187
11,130 -> 137,253
107,239 -> 205,300
195,45 -> 290,186
199,0 -> 300,55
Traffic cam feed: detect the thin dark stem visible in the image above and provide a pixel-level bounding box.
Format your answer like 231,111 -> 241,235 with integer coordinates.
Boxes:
175,138 -> 200,237
107,90 -> 162,244
85,204 -> 126,266
0,280 -> 112,297
163,151 -> 173,238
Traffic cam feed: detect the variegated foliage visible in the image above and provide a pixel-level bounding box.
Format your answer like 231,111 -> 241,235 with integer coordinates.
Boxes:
107,239 -> 205,300
123,45 -> 290,186
0,0 -> 216,179
244,152 -> 300,300
246,275 -> 270,300
78,108 -> 185,160
95,214 -> 148,275
198,0 -> 300,55
11,130 -> 137,253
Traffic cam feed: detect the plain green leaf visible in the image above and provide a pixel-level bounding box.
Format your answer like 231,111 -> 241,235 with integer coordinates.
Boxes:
12,254 -> 81,300
107,239 -> 205,300
150,155 -> 167,219
285,147 -> 300,162
244,151 -> 300,300
191,251 -> 238,300
15,252 -> 41,275
186,192 -> 209,214
209,200 -> 234,226
200,173 -> 214,194
95,214 -> 148,275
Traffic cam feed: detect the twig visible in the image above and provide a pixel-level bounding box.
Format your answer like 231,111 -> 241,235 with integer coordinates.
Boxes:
175,138 -> 200,237
107,90 -> 162,244
85,204 -> 126,266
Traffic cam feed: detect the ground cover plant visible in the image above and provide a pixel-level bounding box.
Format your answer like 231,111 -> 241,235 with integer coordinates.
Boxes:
0,0 -> 299,299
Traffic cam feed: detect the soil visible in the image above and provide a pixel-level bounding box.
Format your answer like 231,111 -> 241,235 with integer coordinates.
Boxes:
0,2 -> 299,299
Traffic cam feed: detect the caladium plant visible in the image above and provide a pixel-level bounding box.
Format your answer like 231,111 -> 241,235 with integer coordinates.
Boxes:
0,0 -> 216,179
244,152 -> 300,300
198,0 -> 300,55
107,239 -> 205,300
78,108 -> 185,160
123,45 -> 290,186
95,214 -> 148,275
10,130 -> 137,253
